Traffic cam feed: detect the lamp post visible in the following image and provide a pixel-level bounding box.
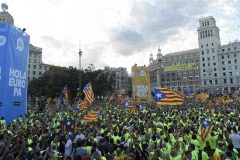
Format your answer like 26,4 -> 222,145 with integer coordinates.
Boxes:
78,48 -> 82,96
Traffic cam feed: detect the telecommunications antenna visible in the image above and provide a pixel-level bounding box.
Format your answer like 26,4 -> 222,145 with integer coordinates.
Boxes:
1,3 -> 8,12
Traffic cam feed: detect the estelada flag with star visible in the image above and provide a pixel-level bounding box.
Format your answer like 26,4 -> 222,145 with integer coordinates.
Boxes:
124,100 -> 135,113
83,82 -> 95,103
200,118 -> 213,141
62,119 -> 77,133
153,88 -> 184,106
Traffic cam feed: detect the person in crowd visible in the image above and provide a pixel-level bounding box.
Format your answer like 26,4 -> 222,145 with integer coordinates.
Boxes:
0,96 -> 240,160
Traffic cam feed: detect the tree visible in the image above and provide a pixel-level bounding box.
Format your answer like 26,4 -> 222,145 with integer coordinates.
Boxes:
28,66 -> 115,102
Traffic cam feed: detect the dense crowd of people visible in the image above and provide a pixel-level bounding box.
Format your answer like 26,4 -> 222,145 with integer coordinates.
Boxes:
0,98 -> 240,160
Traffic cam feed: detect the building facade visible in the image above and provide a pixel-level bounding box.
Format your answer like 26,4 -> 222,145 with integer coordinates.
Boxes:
149,16 -> 240,93
0,11 -> 14,24
104,67 -> 130,94
0,9 -> 50,81
149,48 -> 201,93
198,16 -> 240,92
28,44 -> 50,81
217,42 -> 240,92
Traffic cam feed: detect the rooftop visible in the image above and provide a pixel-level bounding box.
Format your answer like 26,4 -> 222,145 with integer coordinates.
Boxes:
164,48 -> 199,57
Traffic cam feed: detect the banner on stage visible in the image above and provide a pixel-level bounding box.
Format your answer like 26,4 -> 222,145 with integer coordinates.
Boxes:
0,23 -> 30,123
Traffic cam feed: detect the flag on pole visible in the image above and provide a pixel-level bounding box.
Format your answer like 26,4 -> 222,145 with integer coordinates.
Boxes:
83,83 -> 95,103
153,88 -> 184,106
200,118 -> 213,141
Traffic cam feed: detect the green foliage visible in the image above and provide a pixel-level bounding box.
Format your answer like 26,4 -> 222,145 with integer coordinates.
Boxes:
28,66 -> 114,101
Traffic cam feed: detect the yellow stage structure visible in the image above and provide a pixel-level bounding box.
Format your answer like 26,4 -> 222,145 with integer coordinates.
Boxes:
131,65 -> 152,103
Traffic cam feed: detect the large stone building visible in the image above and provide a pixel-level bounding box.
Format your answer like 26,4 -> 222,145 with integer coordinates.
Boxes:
28,44 -> 50,81
104,67 -> 130,94
149,16 -> 240,93
149,48 -> 200,94
0,7 -> 50,81
198,16 -> 240,92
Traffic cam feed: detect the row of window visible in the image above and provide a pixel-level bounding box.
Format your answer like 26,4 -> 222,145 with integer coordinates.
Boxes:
201,48 -> 215,55
202,62 -> 217,67
222,66 -> 238,70
221,47 -> 238,52
163,54 -> 198,62
202,59 -> 238,67
222,59 -> 238,65
204,79 -> 235,85
28,71 -> 42,76
202,21 -> 210,27
162,72 -> 199,77
29,59 -> 37,63
201,43 -> 214,48
203,71 -> 237,77
162,81 -> 200,87
221,54 -> 238,59
29,53 -> 39,59
200,29 -> 213,39
202,56 -> 216,61
28,64 -> 48,70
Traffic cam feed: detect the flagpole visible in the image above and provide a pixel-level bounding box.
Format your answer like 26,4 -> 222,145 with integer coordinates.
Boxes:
79,48 -> 82,96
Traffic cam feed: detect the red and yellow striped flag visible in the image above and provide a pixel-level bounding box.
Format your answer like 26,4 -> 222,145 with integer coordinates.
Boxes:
83,110 -> 98,122
127,106 -> 135,113
153,88 -> 184,106
79,99 -> 89,110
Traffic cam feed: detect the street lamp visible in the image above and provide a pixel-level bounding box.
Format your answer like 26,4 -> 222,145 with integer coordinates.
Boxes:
78,48 -> 82,95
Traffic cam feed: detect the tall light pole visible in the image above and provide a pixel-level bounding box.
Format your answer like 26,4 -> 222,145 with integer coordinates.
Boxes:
78,48 -> 82,96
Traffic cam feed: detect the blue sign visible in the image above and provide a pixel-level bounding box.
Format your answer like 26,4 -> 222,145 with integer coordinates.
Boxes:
0,23 -> 30,123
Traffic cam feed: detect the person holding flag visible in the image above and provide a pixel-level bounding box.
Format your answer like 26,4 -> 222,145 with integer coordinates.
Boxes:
60,85 -> 69,110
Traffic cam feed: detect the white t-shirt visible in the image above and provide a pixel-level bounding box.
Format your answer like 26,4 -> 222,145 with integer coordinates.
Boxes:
64,139 -> 73,156
230,132 -> 240,149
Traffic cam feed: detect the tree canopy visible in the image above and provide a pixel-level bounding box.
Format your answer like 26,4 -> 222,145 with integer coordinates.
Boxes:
28,66 -> 115,101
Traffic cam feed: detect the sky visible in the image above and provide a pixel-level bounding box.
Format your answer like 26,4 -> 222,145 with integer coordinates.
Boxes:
4,0 -> 240,73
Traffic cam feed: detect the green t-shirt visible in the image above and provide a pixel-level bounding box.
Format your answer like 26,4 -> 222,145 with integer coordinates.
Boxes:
208,135 -> 218,149
191,139 -> 200,150
202,151 -> 209,160
191,150 -> 198,160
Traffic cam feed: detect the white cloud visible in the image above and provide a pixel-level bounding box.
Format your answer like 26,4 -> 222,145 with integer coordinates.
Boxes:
3,0 -> 240,73
210,0 -> 238,16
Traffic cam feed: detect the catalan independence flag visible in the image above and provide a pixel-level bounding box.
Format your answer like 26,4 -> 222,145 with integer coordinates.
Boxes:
200,118 -> 213,141
62,120 -> 77,133
124,100 -> 135,113
83,83 -> 95,103
153,88 -> 184,106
